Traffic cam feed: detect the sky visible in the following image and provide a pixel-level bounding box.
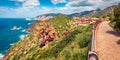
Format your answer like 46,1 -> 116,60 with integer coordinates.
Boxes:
0,0 -> 120,18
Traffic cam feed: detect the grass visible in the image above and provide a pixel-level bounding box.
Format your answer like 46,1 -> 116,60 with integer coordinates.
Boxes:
5,15 -> 93,60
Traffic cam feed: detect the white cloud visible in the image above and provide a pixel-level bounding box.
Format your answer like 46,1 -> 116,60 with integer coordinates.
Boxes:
66,0 -> 102,8
10,0 -> 40,8
0,0 -> 40,18
49,0 -> 120,14
58,7 -> 94,14
17,0 -> 25,2
100,0 -> 120,9
0,7 -> 35,18
51,0 -> 67,5
10,0 -> 25,2
0,7 -> 17,18
0,0 -> 120,18
66,0 -> 84,7
23,0 -> 40,8
65,0 -> 120,10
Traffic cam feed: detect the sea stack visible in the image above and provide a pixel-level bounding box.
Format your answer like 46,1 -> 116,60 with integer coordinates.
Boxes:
13,26 -> 17,30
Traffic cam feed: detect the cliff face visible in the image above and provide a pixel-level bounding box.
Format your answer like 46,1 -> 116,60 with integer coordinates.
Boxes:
3,15 -> 93,60
33,13 -> 61,20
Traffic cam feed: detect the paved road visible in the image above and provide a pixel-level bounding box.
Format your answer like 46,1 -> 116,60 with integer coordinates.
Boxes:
95,21 -> 120,60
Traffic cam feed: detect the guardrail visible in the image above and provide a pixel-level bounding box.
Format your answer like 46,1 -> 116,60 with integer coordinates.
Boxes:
88,20 -> 101,60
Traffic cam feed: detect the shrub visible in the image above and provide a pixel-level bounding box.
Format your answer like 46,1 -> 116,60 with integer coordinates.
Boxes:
64,50 -> 71,60
78,33 -> 90,48
34,30 -> 80,59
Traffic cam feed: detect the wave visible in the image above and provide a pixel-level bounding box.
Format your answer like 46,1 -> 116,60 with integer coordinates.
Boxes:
19,35 -> 26,39
17,26 -> 22,30
26,31 -> 30,33
21,29 -> 26,32
27,23 -> 31,25
21,29 -> 31,33
10,43 -> 15,46
10,28 -> 14,30
11,26 -> 22,30
0,53 -> 4,59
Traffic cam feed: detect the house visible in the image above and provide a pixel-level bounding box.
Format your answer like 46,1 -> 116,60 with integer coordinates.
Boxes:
73,17 -> 99,26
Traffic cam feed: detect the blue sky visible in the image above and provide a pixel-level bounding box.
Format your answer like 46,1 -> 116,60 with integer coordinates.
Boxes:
0,0 -> 119,18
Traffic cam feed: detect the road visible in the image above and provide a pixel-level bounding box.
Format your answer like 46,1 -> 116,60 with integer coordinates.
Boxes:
95,21 -> 120,60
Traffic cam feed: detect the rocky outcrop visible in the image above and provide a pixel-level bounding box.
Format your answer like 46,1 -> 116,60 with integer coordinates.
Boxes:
26,27 -> 33,32
34,16 -> 54,20
62,29 -> 70,36
33,20 -> 58,48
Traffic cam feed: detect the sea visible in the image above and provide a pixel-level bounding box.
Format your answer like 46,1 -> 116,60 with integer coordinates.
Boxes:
0,18 -> 37,58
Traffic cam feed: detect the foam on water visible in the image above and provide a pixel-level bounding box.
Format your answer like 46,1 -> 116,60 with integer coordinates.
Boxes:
0,18 -> 35,56
27,23 -> 31,25
19,35 -> 26,39
21,29 -> 26,32
0,53 -> 3,59
26,31 -> 30,33
10,28 -> 14,30
10,43 -> 15,46
17,26 -> 22,30
10,26 -> 22,30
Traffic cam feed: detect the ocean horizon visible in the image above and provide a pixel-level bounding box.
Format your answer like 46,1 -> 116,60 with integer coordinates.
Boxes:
0,18 -> 36,57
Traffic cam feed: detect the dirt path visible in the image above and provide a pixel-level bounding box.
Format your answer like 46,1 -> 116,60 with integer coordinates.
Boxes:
95,21 -> 120,60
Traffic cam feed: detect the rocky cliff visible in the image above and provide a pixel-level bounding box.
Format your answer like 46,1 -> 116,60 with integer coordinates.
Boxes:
3,15 -> 93,60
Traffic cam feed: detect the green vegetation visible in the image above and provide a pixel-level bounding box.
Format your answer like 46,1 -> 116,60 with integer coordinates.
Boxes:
94,12 -> 114,20
110,3 -> 120,31
49,14 -> 71,36
78,32 -> 90,48
107,13 -> 114,20
5,14 -> 93,60
31,30 -> 80,60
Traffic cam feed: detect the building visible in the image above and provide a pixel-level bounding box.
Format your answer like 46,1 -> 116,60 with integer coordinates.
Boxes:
73,17 -> 99,26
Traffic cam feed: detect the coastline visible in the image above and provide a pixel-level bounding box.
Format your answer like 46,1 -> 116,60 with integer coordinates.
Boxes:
2,49 -> 10,60
0,18 -> 34,60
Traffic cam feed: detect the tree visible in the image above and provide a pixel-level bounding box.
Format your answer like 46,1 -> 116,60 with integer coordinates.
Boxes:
107,13 -> 114,21
113,3 -> 120,31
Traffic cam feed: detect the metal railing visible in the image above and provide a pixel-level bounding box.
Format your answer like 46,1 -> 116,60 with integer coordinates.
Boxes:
88,20 -> 101,60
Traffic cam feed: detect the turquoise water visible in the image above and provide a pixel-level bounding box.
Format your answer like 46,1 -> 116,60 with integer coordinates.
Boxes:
0,18 -> 35,57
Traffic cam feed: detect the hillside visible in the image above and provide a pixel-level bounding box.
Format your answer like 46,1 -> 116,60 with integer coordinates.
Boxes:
33,5 -> 116,20
33,9 -> 101,20
68,8 -> 101,17
33,13 -> 62,20
3,15 -> 93,60
87,5 -> 116,17
34,5 -> 117,19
